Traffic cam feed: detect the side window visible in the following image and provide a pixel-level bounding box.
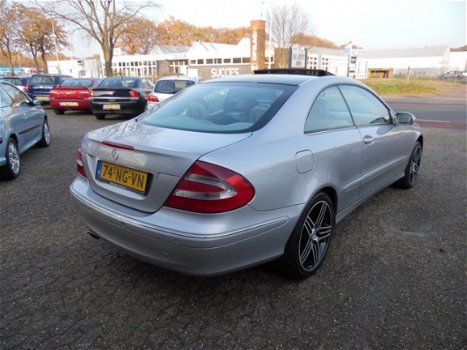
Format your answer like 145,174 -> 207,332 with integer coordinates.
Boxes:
0,86 -> 13,107
305,86 -> 354,133
2,83 -> 29,108
339,85 -> 391,126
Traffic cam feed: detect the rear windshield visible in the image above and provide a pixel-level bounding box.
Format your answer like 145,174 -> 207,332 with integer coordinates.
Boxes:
141,82 -> 296,133
154,79 -> 195,94
30,75 -> 55,84
60,79 -> 95,87
3,78 -> 22,85
98,78 -> 138,89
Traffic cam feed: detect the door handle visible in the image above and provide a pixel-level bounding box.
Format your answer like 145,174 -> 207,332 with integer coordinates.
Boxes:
363,135 -> 374,144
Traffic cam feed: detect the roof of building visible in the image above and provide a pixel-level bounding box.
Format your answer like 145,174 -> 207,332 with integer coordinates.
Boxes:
150,45 -> 189,55
358,45 -> 449,59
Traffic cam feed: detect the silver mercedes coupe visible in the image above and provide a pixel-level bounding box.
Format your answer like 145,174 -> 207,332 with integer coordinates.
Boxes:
70,72 -> 423,278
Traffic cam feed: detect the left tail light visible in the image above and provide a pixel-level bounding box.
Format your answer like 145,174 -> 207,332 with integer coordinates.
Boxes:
25,84 -> 30,92
77,147 -> 87,178
165,161 -> 255,213
130,89 -> 140,98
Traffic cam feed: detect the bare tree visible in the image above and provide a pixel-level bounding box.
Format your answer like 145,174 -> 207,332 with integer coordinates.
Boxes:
36,0 -> 157,76
0,0 -> 20,74
267,2 -> 313,67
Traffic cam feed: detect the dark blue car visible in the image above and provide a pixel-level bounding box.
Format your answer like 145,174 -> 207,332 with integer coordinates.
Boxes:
25,74 -> 72,104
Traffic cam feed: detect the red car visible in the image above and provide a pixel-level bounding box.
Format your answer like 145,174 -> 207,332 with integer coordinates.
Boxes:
50,78 -> 101,115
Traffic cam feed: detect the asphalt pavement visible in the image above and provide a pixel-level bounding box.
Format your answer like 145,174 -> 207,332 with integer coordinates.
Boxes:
0,101 -> 466,349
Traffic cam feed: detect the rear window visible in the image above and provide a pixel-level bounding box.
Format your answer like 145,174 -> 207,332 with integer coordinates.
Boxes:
98,78 -> 138,89
154,80 -> 195,94
30,75 -> 55,84
60,79 -> 95,87
141,82 -> 296,133
3,78 -> 22,85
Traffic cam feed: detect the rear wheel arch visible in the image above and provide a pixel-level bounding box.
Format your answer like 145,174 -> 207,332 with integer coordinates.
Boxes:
315,186 -> 338,213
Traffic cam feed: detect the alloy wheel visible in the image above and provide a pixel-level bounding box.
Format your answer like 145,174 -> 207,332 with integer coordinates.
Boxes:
299,200 -> 333,271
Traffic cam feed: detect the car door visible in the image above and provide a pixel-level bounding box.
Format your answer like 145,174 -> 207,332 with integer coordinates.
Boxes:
2,83 -> 43,150
339,85 -> 409,199
304,86 -> 362,213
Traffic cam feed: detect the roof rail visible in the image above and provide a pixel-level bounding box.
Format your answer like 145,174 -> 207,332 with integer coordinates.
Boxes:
254,68 -> 334,76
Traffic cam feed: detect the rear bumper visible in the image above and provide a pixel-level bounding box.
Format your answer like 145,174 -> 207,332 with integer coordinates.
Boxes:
91,99 -> 146,115
50,99 -> 91,110
69,176 -> 300,276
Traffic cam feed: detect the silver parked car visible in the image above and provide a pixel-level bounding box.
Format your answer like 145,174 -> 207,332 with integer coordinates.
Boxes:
146,76 -> 200,110
0,81 -> 50,180
70,72 -> 423,278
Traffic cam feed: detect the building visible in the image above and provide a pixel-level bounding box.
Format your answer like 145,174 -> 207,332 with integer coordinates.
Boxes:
355,46 -> 451,79
47,58 -> 103,78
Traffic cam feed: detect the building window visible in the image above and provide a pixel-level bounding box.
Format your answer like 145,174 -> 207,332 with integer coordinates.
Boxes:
242,57 -> 250,63
223,58 -> 231,64
190,59 -> 196,65
214,58 -> 222,64
197,59 -> 204,64
233,57 -> 241,63
206,58 -> 213,64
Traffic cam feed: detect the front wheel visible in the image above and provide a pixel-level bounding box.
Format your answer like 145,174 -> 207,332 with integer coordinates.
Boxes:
0,138 -> 20,180
394,141 -> 422,189
280,192 -> 335,279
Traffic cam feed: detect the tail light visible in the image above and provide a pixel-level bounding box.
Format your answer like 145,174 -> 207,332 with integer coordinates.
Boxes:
147,94 -> 159,103
49,89 -> 56,97
77,147 -> 87,178
130,89 -> 140,98
165,161 -> 255,213
25,84 -> 30,92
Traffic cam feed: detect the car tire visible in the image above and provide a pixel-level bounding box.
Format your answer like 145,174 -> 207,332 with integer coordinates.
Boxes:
37,119 -> 51,148
394,141 -> 422,189
280,192 -> 335,279
0,138 -> 20,180
95,113 -> 105,120
54,109 -> 65,115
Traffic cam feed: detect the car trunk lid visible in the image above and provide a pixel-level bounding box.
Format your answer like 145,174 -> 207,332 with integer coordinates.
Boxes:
51,86 -> 91,100
81,120 -> 251,212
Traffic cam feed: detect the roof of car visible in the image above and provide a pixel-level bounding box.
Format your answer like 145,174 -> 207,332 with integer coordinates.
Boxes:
157,75 -> 199,81
206,74 -> 322,85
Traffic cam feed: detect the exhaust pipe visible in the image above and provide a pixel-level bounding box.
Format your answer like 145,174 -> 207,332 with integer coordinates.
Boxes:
87,230 -> 100,239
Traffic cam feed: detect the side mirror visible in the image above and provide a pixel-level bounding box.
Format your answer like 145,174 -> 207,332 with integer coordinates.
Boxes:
396,112 -> 416,125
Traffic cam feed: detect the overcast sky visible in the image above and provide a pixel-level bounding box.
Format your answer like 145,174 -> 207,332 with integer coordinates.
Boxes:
71,0 -> 466,57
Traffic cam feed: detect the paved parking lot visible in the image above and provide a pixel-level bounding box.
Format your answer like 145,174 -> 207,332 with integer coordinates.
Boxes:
1,106 -> 465,349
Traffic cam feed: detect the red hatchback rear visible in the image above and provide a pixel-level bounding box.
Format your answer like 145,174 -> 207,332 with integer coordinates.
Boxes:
50,78 -> 101,115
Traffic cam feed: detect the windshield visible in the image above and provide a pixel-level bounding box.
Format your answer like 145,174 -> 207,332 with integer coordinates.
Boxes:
141,82 -> 296,133
98,77 -> 138,89
154,79 -> 195,94
61,79 -> 95,87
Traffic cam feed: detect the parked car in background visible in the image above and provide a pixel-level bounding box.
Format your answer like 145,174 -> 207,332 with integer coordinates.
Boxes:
147,76 -> 200,110
70,71 -> 423,278
50,78 -> 101,115
25,74 -> 72,103
1,76 -> 30,92
440,71 -> 463,81
90,76 -> 154,119
0,81 -> 50,180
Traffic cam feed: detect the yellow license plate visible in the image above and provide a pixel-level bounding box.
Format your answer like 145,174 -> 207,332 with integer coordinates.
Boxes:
103,104 -> 120,110
97,161 -> 148,194
37,96 -> 49,101
60,102 -> 78,106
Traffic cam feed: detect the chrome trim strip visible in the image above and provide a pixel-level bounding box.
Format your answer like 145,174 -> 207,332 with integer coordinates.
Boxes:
343,156 -> 407,192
